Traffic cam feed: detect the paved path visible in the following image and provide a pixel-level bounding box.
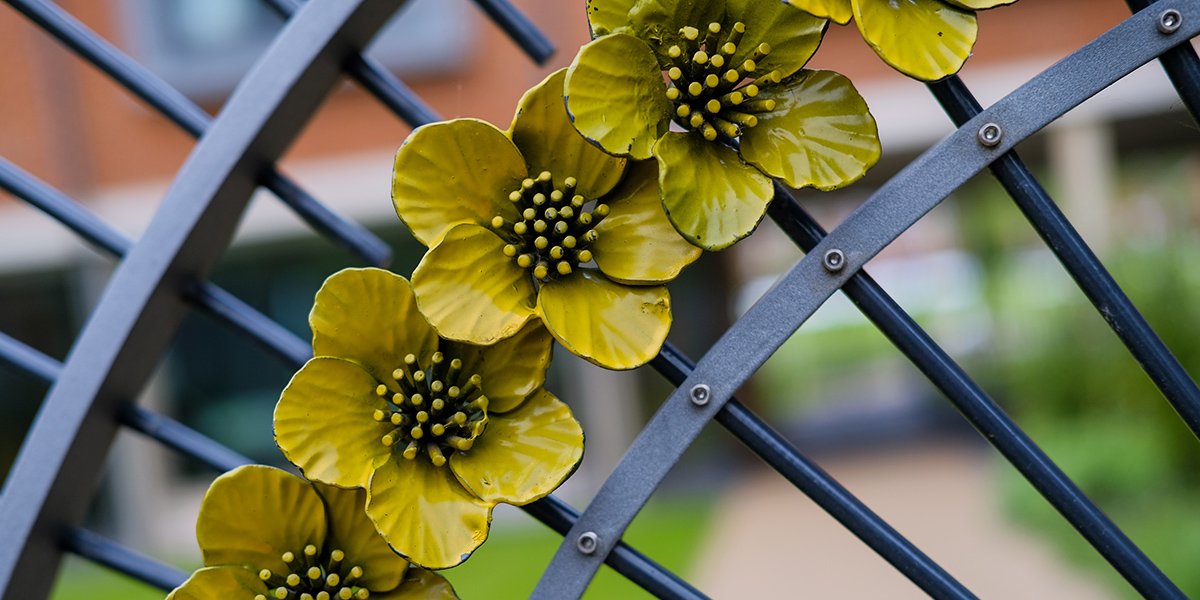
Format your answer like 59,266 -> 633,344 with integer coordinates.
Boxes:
690,439 -> 1115,599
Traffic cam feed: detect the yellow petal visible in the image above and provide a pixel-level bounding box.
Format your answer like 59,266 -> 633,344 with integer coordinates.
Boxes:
537,270 -> 671,370
443,320 -> 554,414
275,358 -> 393,489
943,0 -> 1015,9
853,0 -> 977,81
726,0 -> 828,79
593,160 -> 701,284
374,568 -> 460,600
310,481 -> 408,592
585,0 -> 637,36
196,466 -> 326,575
366,458 -> 493,570
310,268 -> 439,385
450,388 -> 583,505
653,131 -> 774,250
740,70 -> 881,191
509,69 -> 627,200
167,567 -> 266,600
392,118 -> 526,245
412,223 -> 537,345
786,0 -> 854,24
565,34 -> 671,160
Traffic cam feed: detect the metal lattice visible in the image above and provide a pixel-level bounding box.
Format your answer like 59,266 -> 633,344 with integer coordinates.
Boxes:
0,0 -> 1198,598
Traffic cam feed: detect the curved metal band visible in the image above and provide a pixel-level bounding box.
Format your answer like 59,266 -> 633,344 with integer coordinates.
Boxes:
532,3 -> 1200,598
0,1 -> 406,597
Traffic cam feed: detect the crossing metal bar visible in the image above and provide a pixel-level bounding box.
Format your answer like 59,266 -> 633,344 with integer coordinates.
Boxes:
4,0 -> 393,268
928,75 -> 1200,440
1127,0 -> 1200,123
0,331 -> 60,384
534,4 -> 1195,596
60,528 -> 187,592
466,0 -> 555,64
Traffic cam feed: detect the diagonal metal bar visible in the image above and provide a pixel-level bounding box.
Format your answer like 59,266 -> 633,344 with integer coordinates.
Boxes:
928,75 -> 1200,440
0,157 -> 312,368
467,0 -> 555,64
652,345 -> 976,600
0,331 -> 61,384
60,528 -> 187,593
1127,0 -> 1200,123
0,3 -> 409,596
4,0 -> 393,267
534,4 -> 1196,597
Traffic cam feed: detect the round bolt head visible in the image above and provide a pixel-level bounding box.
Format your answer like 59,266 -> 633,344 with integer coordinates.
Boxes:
690,384 -> 711,406
1159,9 -> 1182,34
977,122 -> 1003,147
822,249 -> 846,273
576,531 -> 599,555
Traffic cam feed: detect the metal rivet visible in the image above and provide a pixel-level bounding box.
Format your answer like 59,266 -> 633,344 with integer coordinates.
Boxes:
822,249 -> 846,273
1158,9 -> 1182,34
576,531 -> 599,555
977,122 -> 1003,147
689,384 -> 710,406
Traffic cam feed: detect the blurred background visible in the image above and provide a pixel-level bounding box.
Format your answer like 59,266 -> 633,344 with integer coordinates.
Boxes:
2,0 -> 1199,597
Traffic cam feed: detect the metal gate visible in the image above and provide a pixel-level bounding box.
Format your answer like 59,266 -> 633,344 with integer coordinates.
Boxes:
1,0 -> 1198,598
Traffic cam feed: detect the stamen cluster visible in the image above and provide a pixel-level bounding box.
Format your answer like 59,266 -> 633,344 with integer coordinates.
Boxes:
254,546 -> 369,600
491,171 -> 606,283
662,22 -> 780,141
372,351 -> 488,468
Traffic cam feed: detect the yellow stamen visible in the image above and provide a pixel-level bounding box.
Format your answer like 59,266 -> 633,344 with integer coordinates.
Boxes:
557,262 -> 572,276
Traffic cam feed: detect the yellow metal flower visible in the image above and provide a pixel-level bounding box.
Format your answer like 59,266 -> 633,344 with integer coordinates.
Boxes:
274,268 -> 584,569
167,465 -> 457,600
392,68 -> 700,370
785,0 -> 1018,81
569,0 -> 881,250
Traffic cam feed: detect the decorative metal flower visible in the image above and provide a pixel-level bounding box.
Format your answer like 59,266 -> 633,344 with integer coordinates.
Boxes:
392,68 -> 700,370
785,0 -> 1018,81
568,0 -> 881,250
167,465 -> 456,600
274,268 -> 584,570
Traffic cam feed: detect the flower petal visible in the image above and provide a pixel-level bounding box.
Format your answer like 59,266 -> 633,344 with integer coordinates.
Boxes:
585,0 -> 639,37
653,131 -> 774,250
311,268 -> 439,385
592,160 -> 701,284
443,320 -> 554,414
853,0 -> 977,81
412,223 -> 537,345
366,458 -> 493,570
725,0 -> 827,79
167,567 -> 266,600
374,568 -> 459,600
740,70 -> 881,191
392,119 -> 527,245
311,480 -> 408,592
275,357 -> 393,489
510,71 -> 628,201
784,0 -> 853,24
943,0 -> 1015,9
449,388 -> 583,505
537,270 -> 671,370
196,465 -> 327,575
566,34 -> 672,160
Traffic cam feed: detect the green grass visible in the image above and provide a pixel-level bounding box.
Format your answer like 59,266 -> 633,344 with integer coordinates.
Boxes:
50,495 -> 713,599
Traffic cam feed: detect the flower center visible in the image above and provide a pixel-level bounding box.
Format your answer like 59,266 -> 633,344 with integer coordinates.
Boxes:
490,171 -> 606,282
661,22 -> 780,141
254,546 -> 370,600
372,351 -> 488,468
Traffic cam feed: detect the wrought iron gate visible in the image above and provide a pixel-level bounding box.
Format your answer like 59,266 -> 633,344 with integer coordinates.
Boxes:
1,0 -> 1199,598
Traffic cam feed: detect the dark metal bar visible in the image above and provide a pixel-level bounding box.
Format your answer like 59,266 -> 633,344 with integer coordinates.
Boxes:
765,184 -> 1184,599
119,405 -> 254,475
61,529 -> 187,593
651,346 -> 975,600
256,0 -> 440,127
928,75 -> 1200,441
0,331 -> 61,384
4,0 -> 392,268
1126,0 -> 1200,124
0,158 -> 312,369
468,0 -> 555,64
